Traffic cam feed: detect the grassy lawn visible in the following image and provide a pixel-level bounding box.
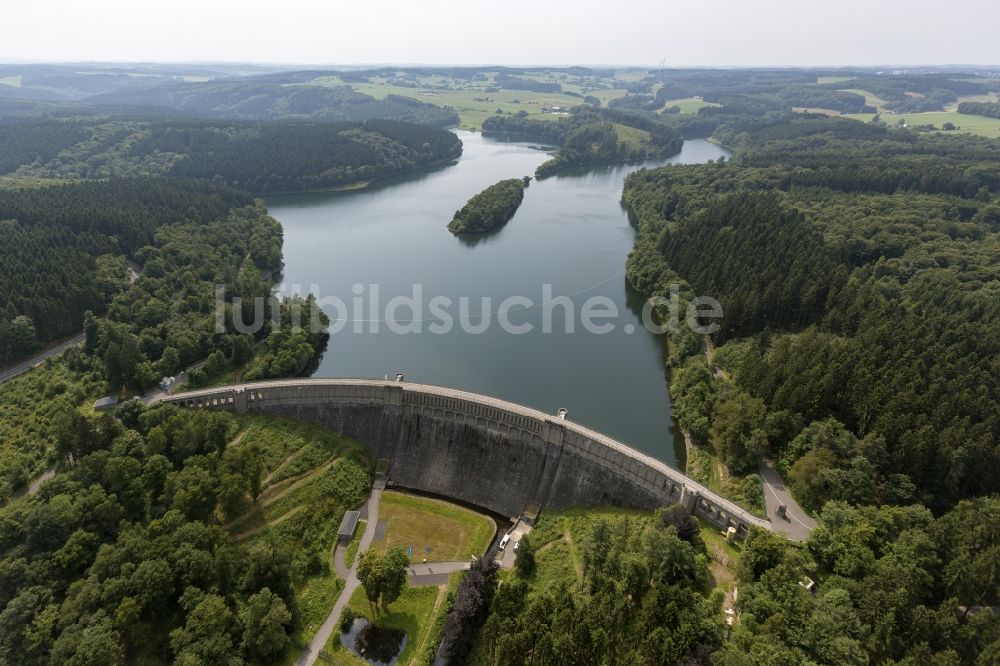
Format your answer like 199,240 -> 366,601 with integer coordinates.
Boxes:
662,97 -> 721,114
839,88 -> 892,110
588,88 -> 628,106
612,123 -> 652,149
322,583 -> 446,665
844,110 -> 1000,138
947,92 -> 1000,109
792,107 -> 841,116
376,491 -> 495,562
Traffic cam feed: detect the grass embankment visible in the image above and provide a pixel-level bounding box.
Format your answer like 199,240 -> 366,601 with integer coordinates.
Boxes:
223,415 -> 372,663
377,490 -> 496,562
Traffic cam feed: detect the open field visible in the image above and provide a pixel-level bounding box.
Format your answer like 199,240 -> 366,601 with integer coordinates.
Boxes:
612,123 -> 652,149
662,97 -> 720,114
946,92 -> 1000,110
793,107 -> 842,116
839,87 -> 892,110
376,490 -> 495,562
817,76 -> 856,84
0,75 -> 22,87
309,76 -> 583,130
844,110 -> 1000,138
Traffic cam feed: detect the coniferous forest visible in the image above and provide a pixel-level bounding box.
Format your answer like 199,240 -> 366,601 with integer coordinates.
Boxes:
0,118 -> 463,193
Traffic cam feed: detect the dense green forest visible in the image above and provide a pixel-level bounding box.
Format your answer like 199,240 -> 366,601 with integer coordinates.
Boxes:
624,116 -> 1000,511
87,81 -> 459,126
0,405 -> 371,664
456,500 -> 1000,665
457,507 -> 722,665
0,118 -> 463,193
959,101 -> 1000,119
0,179 -> 253,361
0,184 -> 331,497
448,178 -> 526,234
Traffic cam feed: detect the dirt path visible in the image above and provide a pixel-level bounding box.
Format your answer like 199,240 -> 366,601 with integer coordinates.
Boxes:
563,526 -> 583,581
263,446 -> 323,486
227,459 -> 338,532
225,428 -> 251,451
232,506 -> 303,542
259,458 -> 337,507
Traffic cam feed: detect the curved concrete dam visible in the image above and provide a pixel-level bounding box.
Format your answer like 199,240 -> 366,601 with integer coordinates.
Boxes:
158,378 -> 771,537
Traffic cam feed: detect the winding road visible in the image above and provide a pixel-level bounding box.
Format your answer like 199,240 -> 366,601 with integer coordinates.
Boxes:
759,459 -> 816,541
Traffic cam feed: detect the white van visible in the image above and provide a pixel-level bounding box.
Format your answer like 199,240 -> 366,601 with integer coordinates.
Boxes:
499,534 -> 511,551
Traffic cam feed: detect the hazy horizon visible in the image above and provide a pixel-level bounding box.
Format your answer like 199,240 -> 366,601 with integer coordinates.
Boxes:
4,0 -> 999,67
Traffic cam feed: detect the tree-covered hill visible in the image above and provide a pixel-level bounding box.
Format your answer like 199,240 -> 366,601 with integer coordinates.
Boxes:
0,179 -> 253,361
86,81 -> 459,127
624,116 -> 1000,512
485,108 -> 684,177
0,117 -> 463,193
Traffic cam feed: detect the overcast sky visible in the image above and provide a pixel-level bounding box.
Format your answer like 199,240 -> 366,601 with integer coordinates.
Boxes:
3,0 -> 998,67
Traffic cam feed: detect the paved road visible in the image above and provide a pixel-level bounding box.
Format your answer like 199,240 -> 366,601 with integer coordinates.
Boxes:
0,333 -> 85,385
299,482 -> 384,666
407,560 -> 471,584
759,459 -> 816,541
499,520 -> 532,570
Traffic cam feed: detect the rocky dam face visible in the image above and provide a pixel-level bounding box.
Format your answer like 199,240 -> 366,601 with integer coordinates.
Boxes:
161,379 -> 768,535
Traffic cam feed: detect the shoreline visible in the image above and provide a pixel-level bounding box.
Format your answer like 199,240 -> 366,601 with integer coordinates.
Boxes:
256,151 -> 463,197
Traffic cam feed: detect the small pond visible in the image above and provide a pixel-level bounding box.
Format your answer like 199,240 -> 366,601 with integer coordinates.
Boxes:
340,617 -> 408,666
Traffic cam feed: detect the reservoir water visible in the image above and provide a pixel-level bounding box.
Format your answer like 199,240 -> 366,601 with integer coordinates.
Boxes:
267,132 -> 729,467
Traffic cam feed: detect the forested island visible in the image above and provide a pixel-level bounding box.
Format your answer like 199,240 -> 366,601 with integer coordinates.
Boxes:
0,118 -> 463,193
447,178 -> 526,234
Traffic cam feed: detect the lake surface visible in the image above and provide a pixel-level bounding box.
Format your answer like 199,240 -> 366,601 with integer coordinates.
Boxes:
267,132 -> 729,467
